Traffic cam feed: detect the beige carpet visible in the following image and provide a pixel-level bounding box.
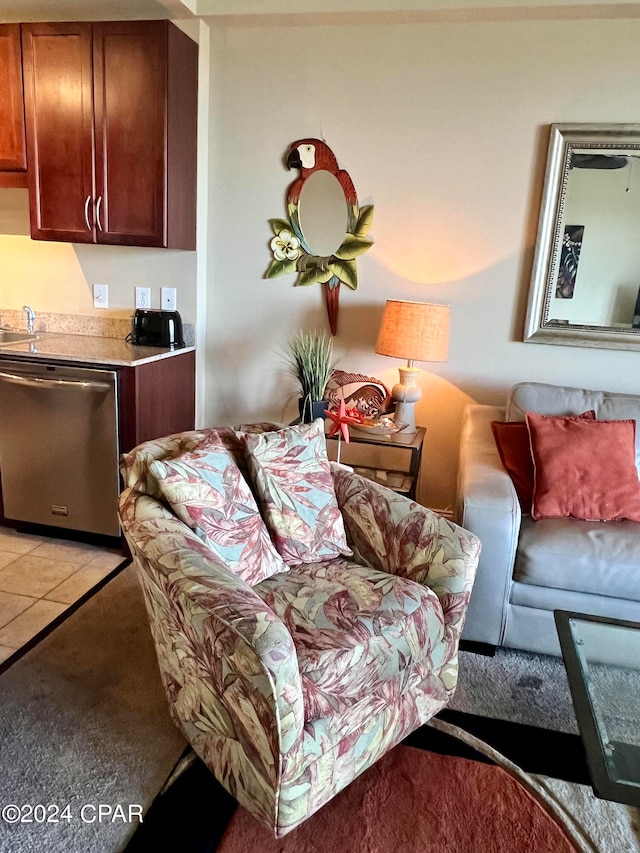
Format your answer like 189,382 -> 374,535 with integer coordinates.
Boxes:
0,565 -> 186,853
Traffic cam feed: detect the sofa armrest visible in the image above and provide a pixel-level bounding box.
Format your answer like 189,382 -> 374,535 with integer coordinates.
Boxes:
455,404 -> 521,646
331,464 -> 481,658
118,489 -> 304,822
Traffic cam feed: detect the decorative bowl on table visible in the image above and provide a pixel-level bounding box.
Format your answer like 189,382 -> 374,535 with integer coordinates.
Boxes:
350,416 -> 409,436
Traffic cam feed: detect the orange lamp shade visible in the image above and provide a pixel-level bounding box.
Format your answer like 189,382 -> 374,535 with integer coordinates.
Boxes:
375,300 -> 450,364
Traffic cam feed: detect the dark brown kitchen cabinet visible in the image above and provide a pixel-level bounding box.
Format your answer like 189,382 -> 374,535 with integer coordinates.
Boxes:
21,20 -> 197,248
0,24 -> 28,187
117,349 -> 196,454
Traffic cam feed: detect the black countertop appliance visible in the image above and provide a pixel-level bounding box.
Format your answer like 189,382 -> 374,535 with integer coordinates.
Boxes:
130,309 -> 185,349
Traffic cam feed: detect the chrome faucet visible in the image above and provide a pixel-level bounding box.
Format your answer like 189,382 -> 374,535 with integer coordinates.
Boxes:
23,306 -> 35,335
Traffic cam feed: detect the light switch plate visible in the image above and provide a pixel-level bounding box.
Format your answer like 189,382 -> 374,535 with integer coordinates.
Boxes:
135,287 -> 151,310
161,287 -> 177,311
93,283 -> 108,309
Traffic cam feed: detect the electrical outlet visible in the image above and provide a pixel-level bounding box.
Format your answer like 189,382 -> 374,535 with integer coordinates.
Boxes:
161,287 -> 177,311
93,283 -> 109,309
135,287 -> 151,310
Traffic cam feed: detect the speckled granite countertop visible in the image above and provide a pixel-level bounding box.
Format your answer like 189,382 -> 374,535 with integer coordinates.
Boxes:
0,332 -> 195,367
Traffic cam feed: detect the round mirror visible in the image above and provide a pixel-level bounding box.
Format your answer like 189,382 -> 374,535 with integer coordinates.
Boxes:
298,170 -> 348,256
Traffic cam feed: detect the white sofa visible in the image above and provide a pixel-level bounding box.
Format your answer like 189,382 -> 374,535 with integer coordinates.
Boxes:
456,381 -> 640,656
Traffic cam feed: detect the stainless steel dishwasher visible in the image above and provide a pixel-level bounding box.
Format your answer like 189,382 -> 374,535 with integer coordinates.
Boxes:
0,360 -> 120,537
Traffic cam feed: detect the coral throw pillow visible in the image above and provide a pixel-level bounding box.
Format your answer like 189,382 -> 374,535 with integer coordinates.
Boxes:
243,419 -> 352,565
150,438 -> 288,586
526,412 -> 640,522
491,411 -> 595,513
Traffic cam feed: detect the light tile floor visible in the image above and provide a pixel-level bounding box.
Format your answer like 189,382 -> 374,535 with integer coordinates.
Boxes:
0,528 -> 124,666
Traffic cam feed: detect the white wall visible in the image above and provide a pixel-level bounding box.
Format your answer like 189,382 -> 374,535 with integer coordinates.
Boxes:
0,189 -> 197,323
203,12 -> 640,514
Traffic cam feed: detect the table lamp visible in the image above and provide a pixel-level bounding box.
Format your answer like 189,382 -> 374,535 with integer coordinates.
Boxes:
375,300 -> 450,434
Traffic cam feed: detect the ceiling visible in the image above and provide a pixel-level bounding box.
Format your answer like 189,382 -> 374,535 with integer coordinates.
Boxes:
4,0 -> 640,20
190,0 -> 640,12
0,0 -> 193,23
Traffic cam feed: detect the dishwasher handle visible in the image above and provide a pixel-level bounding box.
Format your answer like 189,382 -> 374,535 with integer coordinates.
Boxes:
0,370 -> 113,392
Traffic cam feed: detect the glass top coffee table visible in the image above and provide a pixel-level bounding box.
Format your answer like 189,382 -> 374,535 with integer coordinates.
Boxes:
555,610 -> 640,807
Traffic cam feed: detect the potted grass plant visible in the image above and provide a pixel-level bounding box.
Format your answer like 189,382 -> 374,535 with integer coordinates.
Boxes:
286,330 -> 334,423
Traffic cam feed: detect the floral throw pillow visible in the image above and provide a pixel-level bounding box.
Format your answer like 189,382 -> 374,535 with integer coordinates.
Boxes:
150,441 -> 288,586
242,419 -> 352,565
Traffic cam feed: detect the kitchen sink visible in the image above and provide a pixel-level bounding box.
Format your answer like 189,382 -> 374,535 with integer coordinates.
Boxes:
0,331 -> 39,346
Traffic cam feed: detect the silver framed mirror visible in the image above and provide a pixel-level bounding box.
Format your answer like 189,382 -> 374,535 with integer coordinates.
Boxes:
524,123 -> 640,350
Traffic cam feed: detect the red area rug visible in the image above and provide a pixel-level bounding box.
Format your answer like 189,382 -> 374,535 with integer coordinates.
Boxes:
217,743 -> 579,853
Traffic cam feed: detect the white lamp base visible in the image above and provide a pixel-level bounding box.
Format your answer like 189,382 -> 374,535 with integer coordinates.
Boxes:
391,366 -> 421,435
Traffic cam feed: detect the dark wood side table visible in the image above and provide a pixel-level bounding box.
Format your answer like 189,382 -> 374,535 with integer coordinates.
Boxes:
325,426 -> 426,500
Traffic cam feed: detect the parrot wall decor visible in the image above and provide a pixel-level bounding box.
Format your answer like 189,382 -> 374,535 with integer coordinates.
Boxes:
265,139 -> 374,335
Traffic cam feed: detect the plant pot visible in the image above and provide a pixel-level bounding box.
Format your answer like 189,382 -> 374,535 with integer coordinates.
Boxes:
298,398 -> 329,424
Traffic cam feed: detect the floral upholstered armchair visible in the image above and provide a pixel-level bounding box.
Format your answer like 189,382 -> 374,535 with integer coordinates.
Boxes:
118,421 -> 480,838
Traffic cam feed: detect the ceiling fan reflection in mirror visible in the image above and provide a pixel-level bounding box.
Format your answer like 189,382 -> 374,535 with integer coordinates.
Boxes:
571,153 -> 638,169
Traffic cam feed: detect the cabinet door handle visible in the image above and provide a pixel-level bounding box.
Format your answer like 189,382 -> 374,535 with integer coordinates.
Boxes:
84,195 -> 92,231
96,196 -> 103,232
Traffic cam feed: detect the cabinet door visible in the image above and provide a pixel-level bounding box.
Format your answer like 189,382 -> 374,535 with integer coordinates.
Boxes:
21,23 -> 95,243
117,350 -> 196,452
0,24 -> 27,178
93,22 -> 166,247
